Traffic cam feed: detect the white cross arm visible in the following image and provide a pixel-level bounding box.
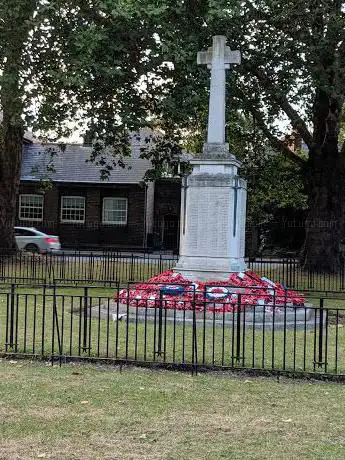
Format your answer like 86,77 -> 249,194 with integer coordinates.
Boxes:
197,47 -> 241,68
197,49 -> 212,66
228,50 -> 241,65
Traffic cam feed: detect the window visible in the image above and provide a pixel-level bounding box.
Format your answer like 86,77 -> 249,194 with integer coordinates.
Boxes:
61,196 -> 85,223
102,197 -> 128,225
15,228 -> 37,236
19,194 -> 44,221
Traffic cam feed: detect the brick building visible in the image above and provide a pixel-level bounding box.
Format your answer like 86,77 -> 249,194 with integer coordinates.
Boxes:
18,134 -> 181,251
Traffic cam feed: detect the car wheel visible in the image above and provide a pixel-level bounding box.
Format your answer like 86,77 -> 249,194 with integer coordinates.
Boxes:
25,243 -> 40,253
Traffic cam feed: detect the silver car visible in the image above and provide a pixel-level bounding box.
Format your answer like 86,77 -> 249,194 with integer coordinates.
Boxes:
15,227 -> 61,253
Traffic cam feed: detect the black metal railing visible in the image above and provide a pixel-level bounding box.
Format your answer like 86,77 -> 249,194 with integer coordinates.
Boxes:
0,250 -> 178,286
1,251 -> 345,293
1,283 -> 345,378
247,257 -> 345,292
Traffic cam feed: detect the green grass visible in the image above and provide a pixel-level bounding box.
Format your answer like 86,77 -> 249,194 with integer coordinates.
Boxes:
1,360 -> 345,459
0,254 -> 175,286
1,287 -> 345,375
2,254 -> 345,294
253,265 -> 345,293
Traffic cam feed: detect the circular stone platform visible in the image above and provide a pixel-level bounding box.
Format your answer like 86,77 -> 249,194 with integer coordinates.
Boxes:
90,301 -> 321,330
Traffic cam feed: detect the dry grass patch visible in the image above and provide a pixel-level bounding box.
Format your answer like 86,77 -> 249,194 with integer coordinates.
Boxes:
1,361 -> 345,459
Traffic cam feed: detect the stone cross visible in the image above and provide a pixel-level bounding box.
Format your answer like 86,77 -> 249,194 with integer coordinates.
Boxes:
197,36 -> 241,144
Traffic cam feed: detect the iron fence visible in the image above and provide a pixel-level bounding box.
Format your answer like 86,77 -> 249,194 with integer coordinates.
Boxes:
0,250 -> 178,286
247,258 -> 345,292
1,251 -> 345,293
1,283 -> 345,378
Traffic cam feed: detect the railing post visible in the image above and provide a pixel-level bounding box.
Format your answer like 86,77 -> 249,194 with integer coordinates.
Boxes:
129,254 -> 134,281
156,288 -> 164,357
6,283 -> 16,350
60,251 -> 65,280
308,266 -> 314,290
89,252 -> 95,282
81,286 -> 89,352
287,258 -> 293,288
115,250 -> 120,282
191,284 -> 198,375
52,284 -> 62,364
317,298 -> 325,368
235,294 -> 242,362
43,251 -> 48,284
341,262 -> 345,291
159,254 -> 163,274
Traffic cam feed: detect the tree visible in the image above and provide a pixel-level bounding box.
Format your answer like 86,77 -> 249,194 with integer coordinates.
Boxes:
228,119 -> 307,227
2,1 -> 344,272
152,0 -> 345,272
0,0 -> 165,250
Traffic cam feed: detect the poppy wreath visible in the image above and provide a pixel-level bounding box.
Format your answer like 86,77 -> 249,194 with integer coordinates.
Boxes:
115,270 -> 305,312
206,286 -> 229,299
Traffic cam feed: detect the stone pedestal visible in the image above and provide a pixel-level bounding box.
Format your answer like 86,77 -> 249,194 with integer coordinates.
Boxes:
174,143 -> 247,281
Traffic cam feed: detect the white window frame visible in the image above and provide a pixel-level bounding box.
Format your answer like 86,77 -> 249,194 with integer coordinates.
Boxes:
60,196 -> 86,224
102,197 -> 128,225
19,194 -> 44,222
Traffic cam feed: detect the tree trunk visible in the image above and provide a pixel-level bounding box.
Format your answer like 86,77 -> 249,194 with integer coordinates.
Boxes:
302,148 -> 345,272
0,2 -> 36,252
301,93 -> 345,272
0,123 -> 24,252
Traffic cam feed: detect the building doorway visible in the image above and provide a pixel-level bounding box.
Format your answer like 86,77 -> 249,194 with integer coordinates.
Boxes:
163,214 -> 179,252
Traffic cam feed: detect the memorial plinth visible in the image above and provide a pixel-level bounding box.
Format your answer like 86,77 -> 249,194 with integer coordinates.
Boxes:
174,145 -> 247,281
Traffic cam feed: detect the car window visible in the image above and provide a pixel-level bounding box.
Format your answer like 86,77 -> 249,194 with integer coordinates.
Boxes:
15,229 -> 36,236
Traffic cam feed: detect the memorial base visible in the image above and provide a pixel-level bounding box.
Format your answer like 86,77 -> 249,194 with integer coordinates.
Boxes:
176,148 -> 247,282
91,302 -> 319,331
174,258 -> 247,281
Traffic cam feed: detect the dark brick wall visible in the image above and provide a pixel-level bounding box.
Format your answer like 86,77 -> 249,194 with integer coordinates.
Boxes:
57,185 -> 88,246
153,179 -> 181,251
17,182 -> 146,248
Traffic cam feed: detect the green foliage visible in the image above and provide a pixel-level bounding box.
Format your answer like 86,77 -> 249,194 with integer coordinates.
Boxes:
1,1 -> 345,161
150,0 -> 345,173
0,0 -> 343,244
1,1 -> 167,147
242,152 -> 307,225
144,0 -> 345,268
228,113 -> 307,224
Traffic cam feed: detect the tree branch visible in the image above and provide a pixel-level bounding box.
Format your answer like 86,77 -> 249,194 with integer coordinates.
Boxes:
247,103 -> 307,168
243,0 -> 313,45
249,67 -> 314,150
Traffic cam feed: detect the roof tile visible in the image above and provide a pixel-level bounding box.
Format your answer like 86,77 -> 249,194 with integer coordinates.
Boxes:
21,135 -> 152,184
